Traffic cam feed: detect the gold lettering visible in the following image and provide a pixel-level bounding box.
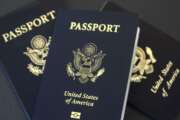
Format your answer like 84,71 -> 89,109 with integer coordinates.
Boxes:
76,23 -> 82,31
20,25 -> 28,34
1,10 -> 56,43
47,10 -> 56,20
114,25 -> 121,33
26,21 -> 33,31
166,69 -> 180,90
33,18 -> 42,27
99,24 -> 106,32
161,61 -> 173,76
106,24 -> 113,32
69,21 -> 77,30
40,15 -> 50,24
2,33 -> 9,43
92,23 -> 99,31
9,31 -> 17,40
15,28 -> 23,37
64,91 -> 99,108
69,21 -> 121,33
151,75 -> 164,94
87,23 -> 92,31
81,23 -> 87,31
162,88 -> 168,97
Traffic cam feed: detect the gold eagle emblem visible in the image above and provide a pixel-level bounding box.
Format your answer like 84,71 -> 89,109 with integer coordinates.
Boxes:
66,43 -> 106,84
131,47 -> 157,83
24,35 -> 52,76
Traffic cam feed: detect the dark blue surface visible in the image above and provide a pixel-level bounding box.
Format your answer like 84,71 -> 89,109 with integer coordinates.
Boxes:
0,3 -> 57,117
33,10 -> 138,120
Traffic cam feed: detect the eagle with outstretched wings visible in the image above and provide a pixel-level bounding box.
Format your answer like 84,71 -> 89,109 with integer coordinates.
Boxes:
66,43 -> 106,84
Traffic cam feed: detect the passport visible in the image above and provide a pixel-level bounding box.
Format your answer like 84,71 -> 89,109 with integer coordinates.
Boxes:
0,61 -> 29,120
0,2 -> 57,117
32,10 -> 139,120
102,2 -> 180,120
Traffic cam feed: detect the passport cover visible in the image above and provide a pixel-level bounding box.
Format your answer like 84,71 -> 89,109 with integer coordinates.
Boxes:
0,61 -> 30,120
0,3 -> 57,117
33,10 -> 139,120
102,2 -> 180,120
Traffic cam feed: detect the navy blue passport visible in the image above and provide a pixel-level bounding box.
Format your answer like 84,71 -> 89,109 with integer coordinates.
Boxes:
33,10 -> 140,120
102,2 -> 180,120
0,2 -> 57,117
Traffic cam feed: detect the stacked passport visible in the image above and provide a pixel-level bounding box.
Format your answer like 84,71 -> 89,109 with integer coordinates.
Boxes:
0,2 -> 140,120
32,10 -> 139,120
102,2 -> 180,120
0,1 -> 180,120
0,2 -> 57,118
